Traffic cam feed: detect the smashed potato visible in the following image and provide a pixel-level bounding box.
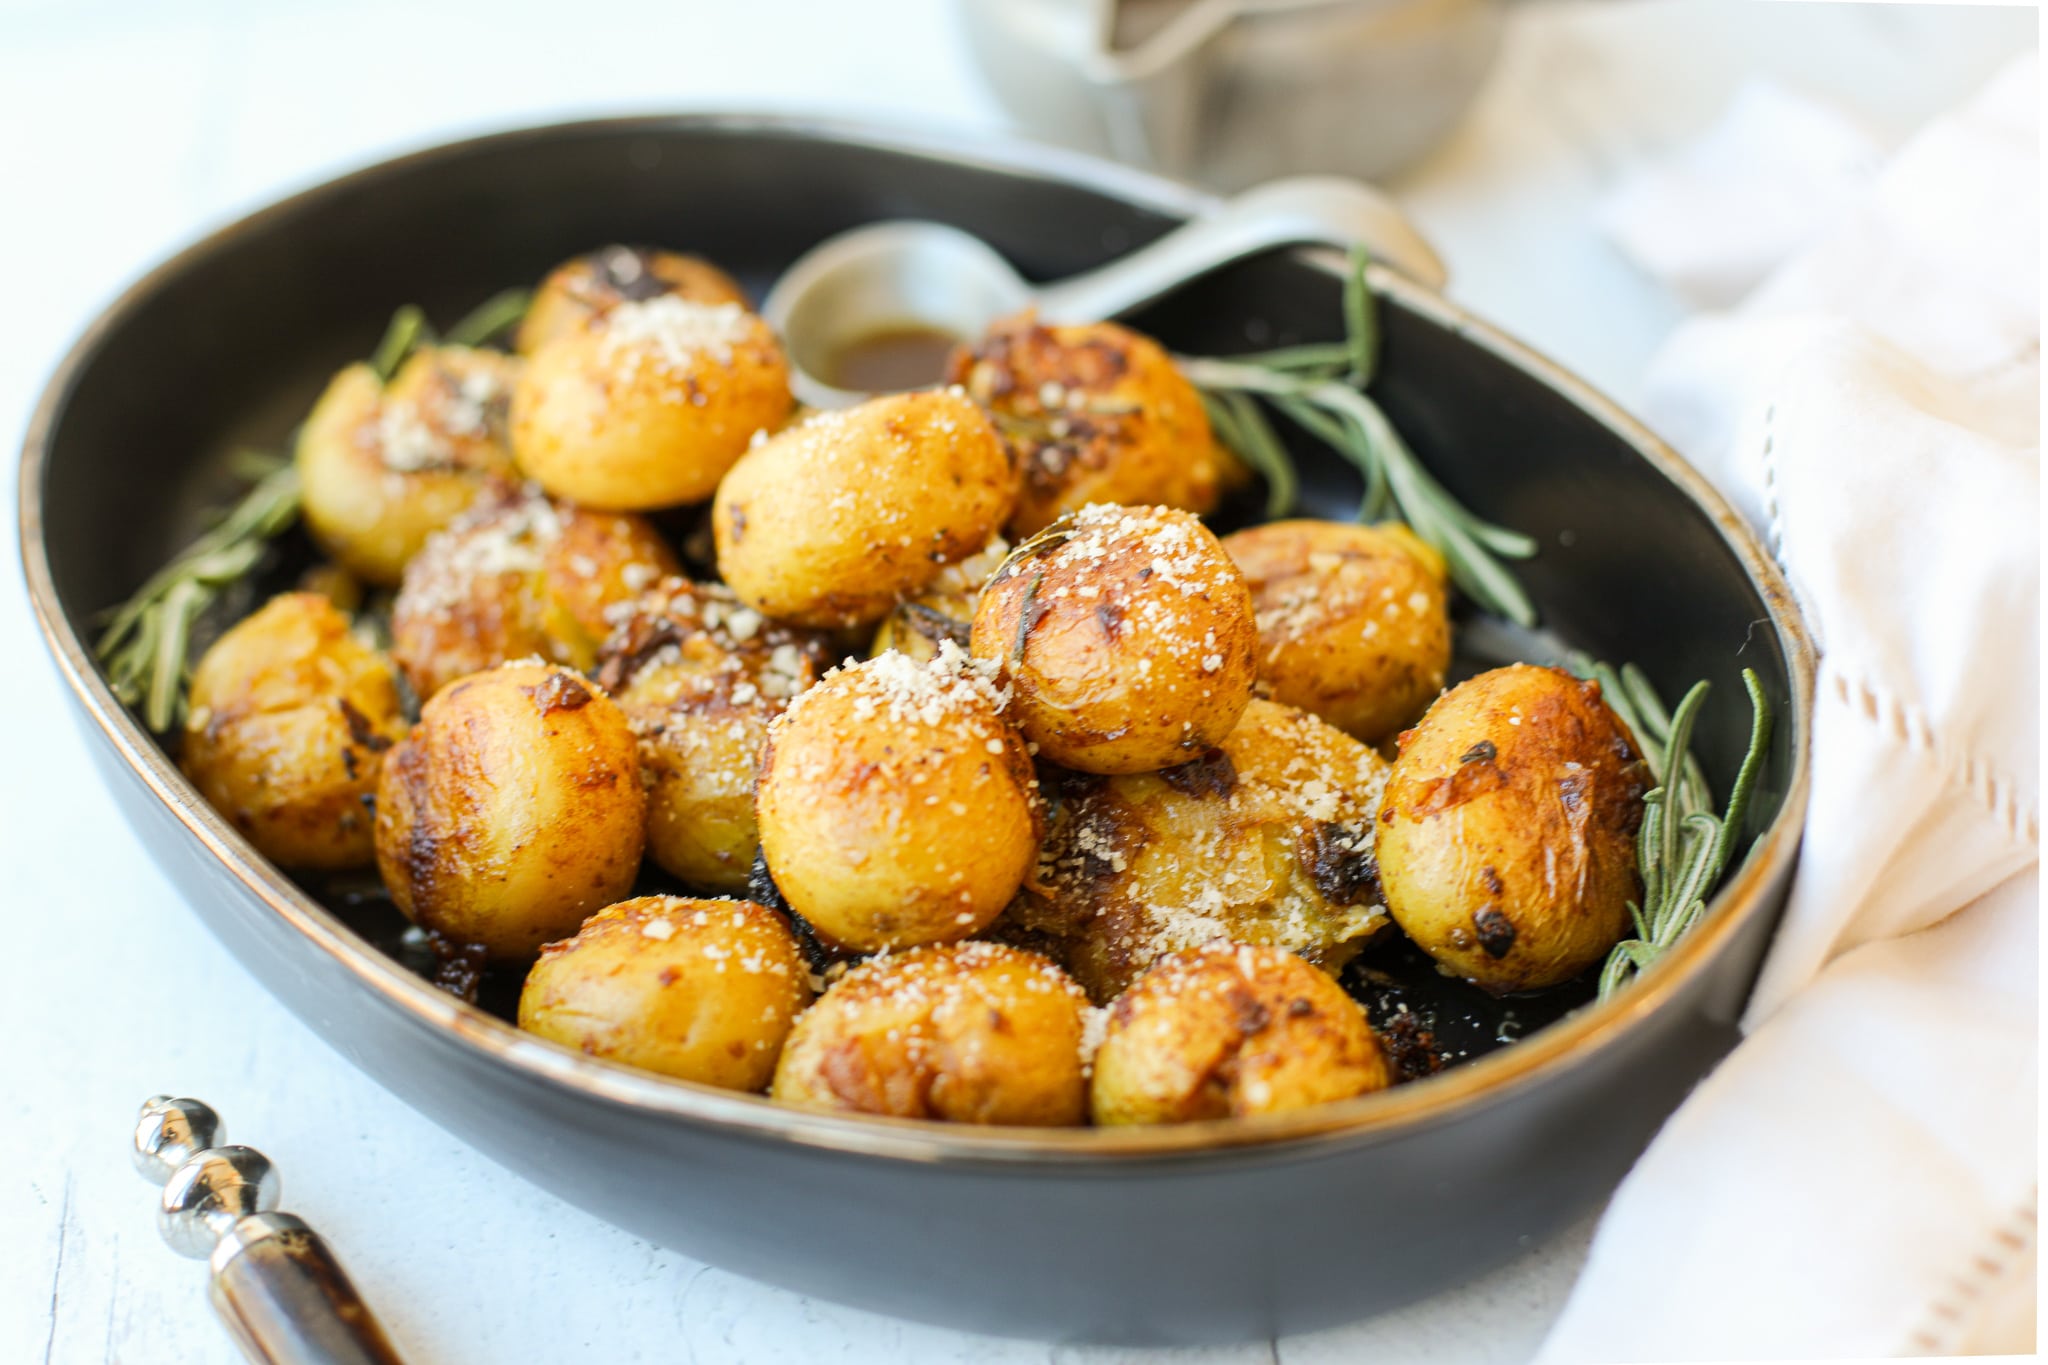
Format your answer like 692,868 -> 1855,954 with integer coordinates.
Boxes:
1377,665 -> 1648,993
181,592 -> 406,870
519,896 -> 811,1090
1013,699 -> 1391,1002
714,391 -> 1016,630
512,294 -> 792,510
755,648 -> 1039,951
296,346 -> 520,586
373,662 -> 646,959
596,578 -> 836,893
1090,942 -> 1393,1125
947,313 -> 1242,536
772,942 -> 1089,1125
516,245 -> 750,354
390,487 -> 677,702
1222,519 -> 1451,743
970,503 -> 1256,774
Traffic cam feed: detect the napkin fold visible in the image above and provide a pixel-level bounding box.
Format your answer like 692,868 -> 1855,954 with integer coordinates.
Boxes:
1536,56 -> 2040,1361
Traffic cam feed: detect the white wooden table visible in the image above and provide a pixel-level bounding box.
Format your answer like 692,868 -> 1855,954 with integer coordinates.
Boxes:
1,1 -> 2028,1360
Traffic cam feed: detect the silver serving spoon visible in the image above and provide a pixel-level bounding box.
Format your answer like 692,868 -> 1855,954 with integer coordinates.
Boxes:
762,174 -> 1445,409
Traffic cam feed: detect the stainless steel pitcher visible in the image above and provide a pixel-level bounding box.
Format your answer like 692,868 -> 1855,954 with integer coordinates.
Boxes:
956,0 -> 1504,189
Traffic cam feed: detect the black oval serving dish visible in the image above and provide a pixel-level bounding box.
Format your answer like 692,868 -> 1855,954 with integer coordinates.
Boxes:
21,116 -> 1813,1344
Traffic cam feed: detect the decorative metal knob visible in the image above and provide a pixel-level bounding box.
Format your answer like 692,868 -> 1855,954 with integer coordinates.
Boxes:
133,1095 -> 225,1181
132,1096 -> 404,1365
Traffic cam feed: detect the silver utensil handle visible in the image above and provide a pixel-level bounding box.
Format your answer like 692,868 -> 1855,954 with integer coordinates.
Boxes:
1033,174 -> 1448,323
209,1213 -> 404,1365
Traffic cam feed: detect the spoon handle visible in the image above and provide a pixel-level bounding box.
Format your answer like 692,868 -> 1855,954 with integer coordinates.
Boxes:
134,1097 -> 407,1365
1033,175 -> 1446,323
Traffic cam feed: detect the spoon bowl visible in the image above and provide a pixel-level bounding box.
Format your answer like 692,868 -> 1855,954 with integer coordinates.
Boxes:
763,174 -> 1447,407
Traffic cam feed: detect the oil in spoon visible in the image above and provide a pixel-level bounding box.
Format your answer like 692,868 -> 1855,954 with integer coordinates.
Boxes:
823,324 -> 962,394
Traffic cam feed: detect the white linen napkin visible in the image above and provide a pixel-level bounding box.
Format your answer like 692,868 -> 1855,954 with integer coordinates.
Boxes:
1535,56 -> 2040,1361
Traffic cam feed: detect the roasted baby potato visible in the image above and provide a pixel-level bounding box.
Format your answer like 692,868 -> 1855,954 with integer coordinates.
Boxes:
947,313 -> 1243,536
1013,698 -> 1390,1002
1222,519 -> 1451,744
511,294 -> 792,510
596,578 -> 837,893
772,942 -> 1089,1125
181,592 -> 406,870
519,895 -> 811,1090
713,391 -> 1017,630
1089,942 -> 1393,1125
970,503 -> 1257,774
296,346 -> 521,586
1377,664 -> 1649,993
374,662 -> 646,959
515,245 -> 750,354
867,536 -> 1009,665
755,648 -> 1039,951
389,487 -> 678,702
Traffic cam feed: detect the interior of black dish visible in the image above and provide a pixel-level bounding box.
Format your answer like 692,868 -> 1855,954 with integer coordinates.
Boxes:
34,119 -> 1796,1078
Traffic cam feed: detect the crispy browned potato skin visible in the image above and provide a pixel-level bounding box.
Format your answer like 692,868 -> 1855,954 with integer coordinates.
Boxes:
296,347 -> 521,586
181,592 -> 406,871
515,246 -> 751,355
772,943 -> 1089,1125
519,896 -> 812,1090
970,504 -> 1257,774
713,391 -> 1018,630
373,662 -> 646,960
1376,665 -> 1649,993
1089,942 -> 1392,1125
1014,698 -> 1390,1002
389,488 -> 678,703
1222,520 -> 1451,744
755,653 -> 1040,952
946,314 -> 1244,537
511,296 -> 792,510
597,579 -> 836,893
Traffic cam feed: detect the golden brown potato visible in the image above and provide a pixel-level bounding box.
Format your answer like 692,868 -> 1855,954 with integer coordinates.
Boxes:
1222,520 -> 1451,744
518,895 -> 811,1090
596,578 -> 838,893
970,503 -> 1257,774
1377,665 -> 1649,993
755,648 -> 1039,951
947,313 -> 1244,536
181,592 -> 406,870
1089,942 -> 1393,1125
771,942 -> 1089,1125
515,246 -> 750,355
374,661 -> 646,960
713,391 -> 1017,630
511,294 -> 792,510
296,346 -> 521,586
390,487 -> 679,702
1012,699 -> 1390,1002
867,536 -> 1009,665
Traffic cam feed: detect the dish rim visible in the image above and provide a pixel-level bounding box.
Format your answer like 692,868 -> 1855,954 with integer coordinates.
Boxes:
17,111 -> 1816,1167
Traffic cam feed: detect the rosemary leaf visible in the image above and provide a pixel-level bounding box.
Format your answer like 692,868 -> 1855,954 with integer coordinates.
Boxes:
1341,243 -> 1377,385
93,463 -> 302,732
1204,392 -> 1298,520
1595,664 -> 1774,1000
445,289 -> 534,348
369,305 -> 431,382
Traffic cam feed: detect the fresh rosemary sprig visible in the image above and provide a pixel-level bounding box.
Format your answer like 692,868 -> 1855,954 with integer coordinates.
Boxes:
94,290 -> 533,732
1180,246 -> 1540,626
94,461 -> 303,732
1582,662 -> 1774,1000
